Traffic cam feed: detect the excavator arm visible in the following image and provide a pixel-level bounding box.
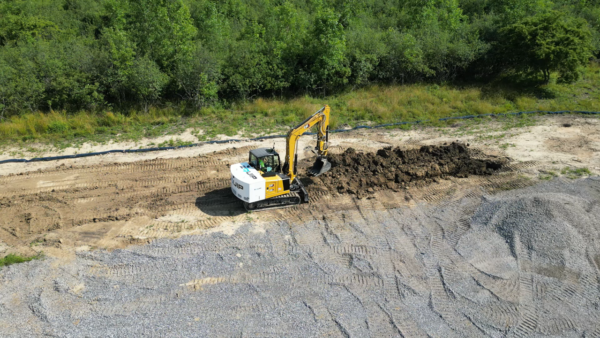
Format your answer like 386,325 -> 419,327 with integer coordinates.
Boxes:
282,105 -> 331,182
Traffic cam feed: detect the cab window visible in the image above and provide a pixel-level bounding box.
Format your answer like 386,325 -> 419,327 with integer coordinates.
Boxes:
249,154 -> 258,169
259,155 -> 279,173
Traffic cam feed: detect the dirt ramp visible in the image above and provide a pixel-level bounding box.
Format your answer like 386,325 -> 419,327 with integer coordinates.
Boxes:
315,142 -> 506,198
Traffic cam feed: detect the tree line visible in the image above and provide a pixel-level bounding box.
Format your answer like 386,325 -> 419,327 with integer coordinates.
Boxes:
0,0 -> 597,117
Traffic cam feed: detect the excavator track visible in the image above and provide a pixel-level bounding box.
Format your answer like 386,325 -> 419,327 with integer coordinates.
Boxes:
243,192 -> 302,211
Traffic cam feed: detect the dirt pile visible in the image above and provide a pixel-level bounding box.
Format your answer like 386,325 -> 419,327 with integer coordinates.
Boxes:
317,142 -> 505,197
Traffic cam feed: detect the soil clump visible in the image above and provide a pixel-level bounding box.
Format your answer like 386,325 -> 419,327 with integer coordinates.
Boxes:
316,142 -> 506,198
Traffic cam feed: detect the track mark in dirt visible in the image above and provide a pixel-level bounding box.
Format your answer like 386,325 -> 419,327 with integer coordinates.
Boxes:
0,141 -> 536,253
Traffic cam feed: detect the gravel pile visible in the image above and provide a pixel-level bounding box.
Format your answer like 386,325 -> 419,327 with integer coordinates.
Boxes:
1,178 -> 599,337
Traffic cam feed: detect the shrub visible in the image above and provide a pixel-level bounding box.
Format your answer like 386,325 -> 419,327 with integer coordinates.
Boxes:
47,120 -> 68,133
500,11 -> 593,83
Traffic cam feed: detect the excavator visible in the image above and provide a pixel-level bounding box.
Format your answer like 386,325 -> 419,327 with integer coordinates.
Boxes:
230,105 -> 332,210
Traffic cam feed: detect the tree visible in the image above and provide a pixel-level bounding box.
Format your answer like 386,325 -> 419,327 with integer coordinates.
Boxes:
500,11 -> 593,83
102,26 -> 137,104
220,20 -> 271,99
0,15 -> 60,46
299,6 -> 350,93
1,0 -> 600,113
126,56 -> 169,111
0,0 -> 63,46
412,0 -> 487,80
345,27 -> 384,86
174,45 -> 219,108
104,0 -> 197,74
0,48 -> 44,115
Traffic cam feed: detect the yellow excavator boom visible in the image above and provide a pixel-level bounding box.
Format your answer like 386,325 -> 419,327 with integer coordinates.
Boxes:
283,105 -> 331,182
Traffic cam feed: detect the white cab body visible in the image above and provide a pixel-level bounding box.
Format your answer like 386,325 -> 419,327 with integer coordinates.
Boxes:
230,162 -> 266,203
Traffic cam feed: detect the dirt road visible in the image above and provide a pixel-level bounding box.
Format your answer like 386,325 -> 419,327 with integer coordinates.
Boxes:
0,140 -> 528,258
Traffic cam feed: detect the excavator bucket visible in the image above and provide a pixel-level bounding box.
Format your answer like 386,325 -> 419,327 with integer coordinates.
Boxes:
308,157 -> 331,176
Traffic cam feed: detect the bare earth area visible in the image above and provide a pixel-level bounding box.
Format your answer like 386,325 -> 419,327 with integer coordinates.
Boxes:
0,114 -> 599,337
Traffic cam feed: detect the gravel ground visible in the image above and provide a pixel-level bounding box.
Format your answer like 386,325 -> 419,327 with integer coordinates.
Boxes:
1,178 -> 600,337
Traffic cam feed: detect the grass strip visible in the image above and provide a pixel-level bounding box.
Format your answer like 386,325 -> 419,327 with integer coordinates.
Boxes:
0,253 -> 43,268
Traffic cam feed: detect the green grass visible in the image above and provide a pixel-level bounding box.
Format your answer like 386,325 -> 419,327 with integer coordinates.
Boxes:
0,253 -> 43,268
156,138 -> 194,147
561,167 -> 592,179
0,63 -> 599,149
539,170 -> 559,180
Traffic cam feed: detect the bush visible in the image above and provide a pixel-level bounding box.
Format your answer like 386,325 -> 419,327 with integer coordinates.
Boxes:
500,11 -> 593,83
126,56 -> 169,111
0,49 -> 44,115
174,45 -> 219,108
47,120 -> 68,133
377,30 -> 430,83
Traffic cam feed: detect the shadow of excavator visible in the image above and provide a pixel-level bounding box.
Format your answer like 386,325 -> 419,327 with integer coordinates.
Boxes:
195,187 -> 247,217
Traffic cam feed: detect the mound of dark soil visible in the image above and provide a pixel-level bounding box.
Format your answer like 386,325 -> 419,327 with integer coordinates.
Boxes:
315,142 -> 505,198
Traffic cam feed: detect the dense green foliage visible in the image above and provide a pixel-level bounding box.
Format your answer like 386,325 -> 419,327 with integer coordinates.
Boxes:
500,11 -> 592,83
0,0 -> 597,117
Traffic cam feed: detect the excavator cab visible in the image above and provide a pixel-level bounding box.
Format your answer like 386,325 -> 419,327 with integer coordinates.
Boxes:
249,148 -> 281,177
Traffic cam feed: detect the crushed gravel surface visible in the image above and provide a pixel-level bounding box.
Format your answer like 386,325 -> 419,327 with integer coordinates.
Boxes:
1,178 -> 600,337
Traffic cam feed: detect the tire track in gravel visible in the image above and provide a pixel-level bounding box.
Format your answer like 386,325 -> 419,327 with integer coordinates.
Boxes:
2,178 -> 600,337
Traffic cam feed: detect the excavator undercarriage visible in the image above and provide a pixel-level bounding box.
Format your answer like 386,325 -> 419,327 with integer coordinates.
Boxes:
243,190 -> 305,211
